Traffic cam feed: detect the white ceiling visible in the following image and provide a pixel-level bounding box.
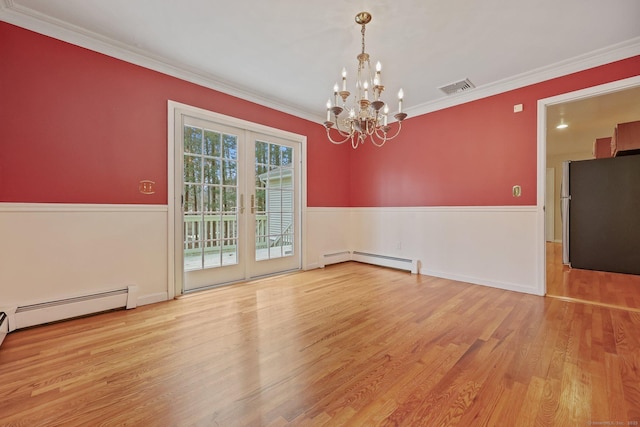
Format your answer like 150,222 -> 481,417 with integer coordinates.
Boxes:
2,0 -> 640,122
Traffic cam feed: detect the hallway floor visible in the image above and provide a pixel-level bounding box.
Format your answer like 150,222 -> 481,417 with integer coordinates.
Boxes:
546,242 -> 640,312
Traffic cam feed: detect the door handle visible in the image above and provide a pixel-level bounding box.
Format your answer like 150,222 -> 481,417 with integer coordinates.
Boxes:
239,194 -> 245,213
251,194 -> 255,214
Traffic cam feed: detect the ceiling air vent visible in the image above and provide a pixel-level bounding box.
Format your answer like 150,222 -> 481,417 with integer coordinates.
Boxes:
438,78 -> 475,95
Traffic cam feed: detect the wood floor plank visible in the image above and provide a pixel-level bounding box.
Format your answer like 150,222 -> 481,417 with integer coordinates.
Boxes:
516,376 -> 546,427
546,242 -> 640,311
1,262 -> 639,426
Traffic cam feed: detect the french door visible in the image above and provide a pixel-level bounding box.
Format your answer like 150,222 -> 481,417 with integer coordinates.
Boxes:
174,108 -> 302,292
248,133 -> 300,278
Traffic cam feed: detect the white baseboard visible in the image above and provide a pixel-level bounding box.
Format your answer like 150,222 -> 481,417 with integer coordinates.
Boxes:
137,292 -> 168,306
421,268 -> 543,296
304,262 -> 320,271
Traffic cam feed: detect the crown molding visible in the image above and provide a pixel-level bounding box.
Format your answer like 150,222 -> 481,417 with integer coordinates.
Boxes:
405,37 -> 640,118
0,0 -> 322,123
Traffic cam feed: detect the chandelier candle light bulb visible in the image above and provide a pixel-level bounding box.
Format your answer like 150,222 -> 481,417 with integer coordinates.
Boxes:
323,11 -> 408,149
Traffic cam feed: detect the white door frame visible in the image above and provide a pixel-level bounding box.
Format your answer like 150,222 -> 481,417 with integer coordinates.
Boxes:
167,100 -> 308,298
536,75 -> 640,296
545,168 -> 555,242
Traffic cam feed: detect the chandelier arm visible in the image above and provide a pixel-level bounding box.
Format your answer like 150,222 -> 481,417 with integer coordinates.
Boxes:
326,126 -> 353,145
336,128 -> 352,138
374,120 -> 403,141
369,133 -> 388,147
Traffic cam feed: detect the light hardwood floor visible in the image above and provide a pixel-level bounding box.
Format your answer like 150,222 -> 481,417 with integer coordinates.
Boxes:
1,262 -> 639,426
546,241 -> 640,311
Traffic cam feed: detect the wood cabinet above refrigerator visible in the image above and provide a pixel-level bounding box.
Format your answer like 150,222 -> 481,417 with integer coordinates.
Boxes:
594,137 -> 612,159
611,120 -> 640,156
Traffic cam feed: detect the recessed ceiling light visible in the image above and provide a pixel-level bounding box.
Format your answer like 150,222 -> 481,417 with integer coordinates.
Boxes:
556,118 -> 568,129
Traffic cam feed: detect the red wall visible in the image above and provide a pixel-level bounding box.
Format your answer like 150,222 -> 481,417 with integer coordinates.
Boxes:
2,22 -> 638,209
0,22 -> 351,206
349,56 -> 640,206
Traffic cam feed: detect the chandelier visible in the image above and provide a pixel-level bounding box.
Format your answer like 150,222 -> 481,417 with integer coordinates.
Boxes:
323,12 -> 407,149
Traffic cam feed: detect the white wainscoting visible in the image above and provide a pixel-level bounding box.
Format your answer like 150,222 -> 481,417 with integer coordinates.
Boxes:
305,206 -> 541,295
349,206 -> 542,295
304,208 -> 352,270
0,203 -> 542,335
0,204 -> 169,314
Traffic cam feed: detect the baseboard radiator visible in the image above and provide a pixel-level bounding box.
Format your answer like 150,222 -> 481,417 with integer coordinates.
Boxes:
321,250 -> 419,274
320,250 -> 352,268
2,285 -> 138,335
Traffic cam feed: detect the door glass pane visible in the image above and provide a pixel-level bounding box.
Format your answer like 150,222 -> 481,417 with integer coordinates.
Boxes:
184,156 -> 202,184
203,186 -> 220,212
183,184 -> 201,213
269,244 -> 282,259
255,164 -> 268,188
222,188 -> 237,212
204,130 -> 221,157
255,189 -> 266,215
255,141 -> 268,164
269,144 -> 281,166
281,190 -> 293,211
203,158 -> 221,184
223,134 -> 238,159
255,140 -> 294,262
281,146 -> 293,167
184,124 -> 238,271
184,126 -> 202,154
223,160 -> 237,185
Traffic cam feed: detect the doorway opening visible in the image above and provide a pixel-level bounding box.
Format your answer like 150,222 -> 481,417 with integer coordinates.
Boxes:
538,75 -> 640,304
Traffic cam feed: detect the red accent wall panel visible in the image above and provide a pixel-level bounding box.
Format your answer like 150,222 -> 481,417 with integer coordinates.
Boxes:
0,22 -> 350,206
349,56 -> 640,207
